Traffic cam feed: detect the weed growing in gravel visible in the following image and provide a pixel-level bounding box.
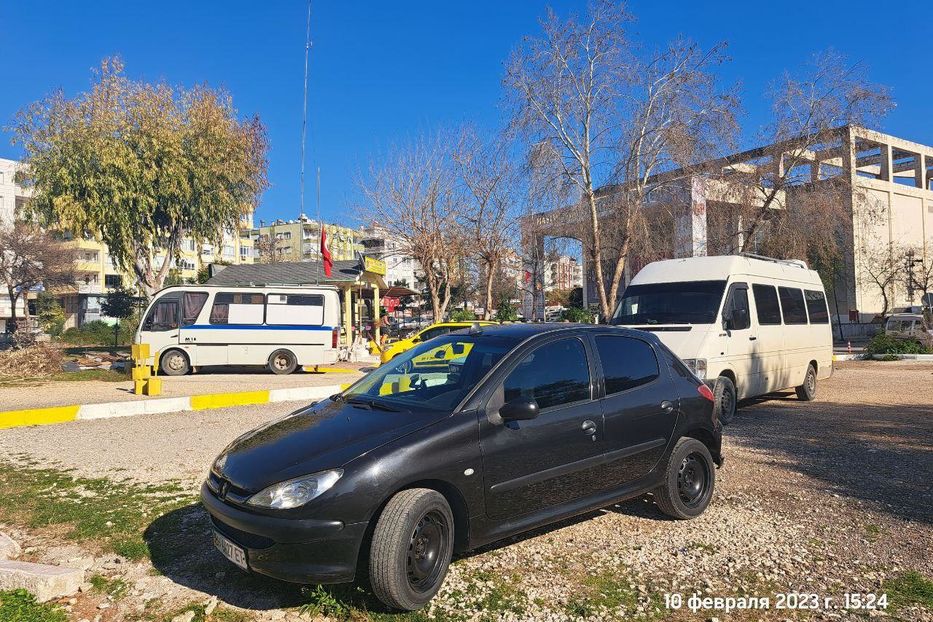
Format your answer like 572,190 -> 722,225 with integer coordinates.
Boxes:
563,569 -> 651,619
883,571 -> 933,611
89,574 -> 130,600
0,589 -> 67,622
0,463 -> 195,560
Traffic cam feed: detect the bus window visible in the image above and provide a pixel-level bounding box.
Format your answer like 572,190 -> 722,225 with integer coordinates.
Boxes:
266,293 -> 325,325
210,293 -> 264,325
143,297 -> 179,331
182,292 -> 209,326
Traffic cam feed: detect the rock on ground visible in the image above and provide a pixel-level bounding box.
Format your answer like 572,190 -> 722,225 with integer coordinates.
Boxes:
0,560 -> 83,602
0,532 -> 20,559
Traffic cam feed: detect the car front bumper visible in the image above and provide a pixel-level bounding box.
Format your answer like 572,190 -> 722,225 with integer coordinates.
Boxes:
200,482 -> 367,584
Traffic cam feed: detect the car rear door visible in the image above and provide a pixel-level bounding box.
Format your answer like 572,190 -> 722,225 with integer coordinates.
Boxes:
478,336 -> 606,520
591,333 -> 678,487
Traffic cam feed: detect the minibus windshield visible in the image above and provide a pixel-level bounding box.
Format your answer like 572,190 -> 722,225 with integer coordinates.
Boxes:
611,280 -> 727,325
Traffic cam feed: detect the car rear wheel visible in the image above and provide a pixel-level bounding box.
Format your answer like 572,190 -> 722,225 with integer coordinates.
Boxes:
369,488 -> 454,611
160,349 -> 190,376
713,375 -> 736,425
268,349 -> 297,375
795,364 -> 817,401
653,437 -> 716,520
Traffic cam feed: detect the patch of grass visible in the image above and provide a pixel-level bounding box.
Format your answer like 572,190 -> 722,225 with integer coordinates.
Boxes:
298,584 -> 352,619
687,541 -> 719,554
0,463 -> 194,560
564,570 -> 643,619
296,584 -> 432,622
210,607 -> 255,622
159,601 -> 207,622
883,571 -> 933,611
0,589 -> 67,622
89,574 -> 130,600
864,523 -> 883,540
50,369 -> 127,382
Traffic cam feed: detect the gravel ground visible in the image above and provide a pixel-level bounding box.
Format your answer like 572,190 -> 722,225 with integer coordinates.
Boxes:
0,365 -> 366,410
1,360 -> 931,621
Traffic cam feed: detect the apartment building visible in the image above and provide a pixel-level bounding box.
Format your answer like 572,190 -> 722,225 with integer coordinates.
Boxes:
359,225 -> 421,288
544,255 -> 583,292
252,215 -> 363,263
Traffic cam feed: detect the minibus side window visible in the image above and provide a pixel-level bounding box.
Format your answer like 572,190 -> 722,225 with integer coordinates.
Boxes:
778,287 -> 808,325
142,297 -> 179,332
266,293 -> 325,325
804,290 -> 829,324
752,285 -> 782,325
182,292 -> 209,326
209,292 -> 265,325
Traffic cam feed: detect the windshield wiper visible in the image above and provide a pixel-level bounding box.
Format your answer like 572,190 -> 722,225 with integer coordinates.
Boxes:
346,397 -> 406,412
329,393 -> 345,403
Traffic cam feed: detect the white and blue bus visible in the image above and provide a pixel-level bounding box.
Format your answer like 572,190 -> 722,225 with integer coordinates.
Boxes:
135,285 -> 342,375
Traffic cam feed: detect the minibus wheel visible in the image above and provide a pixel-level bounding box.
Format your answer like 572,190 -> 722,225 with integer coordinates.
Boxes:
795,364 -> 817,401
268,349 -> 297,375
714,376 -> 736,425
160,349 -> 190,376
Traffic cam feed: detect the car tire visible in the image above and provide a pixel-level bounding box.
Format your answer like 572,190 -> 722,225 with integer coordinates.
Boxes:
713,375 -> 737,425
653,437 -> 716,520
268,349 -> 297,375
160,349 -> 190,376
369,488 -> 454,611
795,364 -> 817,401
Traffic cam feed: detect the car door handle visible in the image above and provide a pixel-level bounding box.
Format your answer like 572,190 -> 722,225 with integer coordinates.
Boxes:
581,419 -> 597,436
749,336 -> 758,341
661,400 -> 674,414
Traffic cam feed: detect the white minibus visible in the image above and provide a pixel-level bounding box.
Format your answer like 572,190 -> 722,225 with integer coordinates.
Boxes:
611,255 -> 833,424
135,285 -> 342,375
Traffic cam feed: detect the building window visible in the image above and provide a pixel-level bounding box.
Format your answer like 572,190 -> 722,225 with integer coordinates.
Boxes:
223,245 -> 235,257
104,274 -> 122,289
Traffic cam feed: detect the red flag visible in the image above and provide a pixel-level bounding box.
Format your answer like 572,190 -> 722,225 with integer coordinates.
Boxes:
320,226 -> 333,277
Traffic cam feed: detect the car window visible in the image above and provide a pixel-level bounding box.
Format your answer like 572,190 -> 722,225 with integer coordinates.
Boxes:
724,286 -> 750,330
419,326 -> 450,341
778,287 -> 808,325
804,290 -> 829,324
595,335 -> 659,395
752,284 -> 782,325
503,338 -> 590,410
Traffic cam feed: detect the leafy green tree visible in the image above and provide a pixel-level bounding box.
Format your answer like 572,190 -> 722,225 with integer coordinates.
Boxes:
449,309 -> 477,322
35,293 -> 66,337
101,287 -> 137,349
496,301 -> 519,322
13,58 -> 269,296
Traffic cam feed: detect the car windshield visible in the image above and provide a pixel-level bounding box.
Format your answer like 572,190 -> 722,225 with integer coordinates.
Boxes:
343,333 -> 517,411
611,280 -> 727,325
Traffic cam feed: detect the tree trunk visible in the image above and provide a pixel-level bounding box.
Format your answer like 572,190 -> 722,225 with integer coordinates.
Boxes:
585,189 -> 612,320
483,259 -> 495,320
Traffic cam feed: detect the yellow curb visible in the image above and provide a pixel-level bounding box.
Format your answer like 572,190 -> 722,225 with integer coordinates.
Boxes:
0,405 -> 80,430
190,390 -> 271,410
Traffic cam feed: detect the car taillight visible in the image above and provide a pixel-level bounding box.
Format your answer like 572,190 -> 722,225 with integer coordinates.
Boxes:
697,384 -> 715,402
332,327 -> 339,349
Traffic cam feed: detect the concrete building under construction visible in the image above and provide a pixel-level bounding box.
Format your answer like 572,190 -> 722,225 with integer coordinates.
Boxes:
521,126 -> 933,328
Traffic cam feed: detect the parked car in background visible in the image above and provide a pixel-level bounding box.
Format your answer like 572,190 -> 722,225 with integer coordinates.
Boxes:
884,313 -> 933,350
378,320 -> 498,363
202,323 -> 722,611
136,285 -> 342,376
611,254 -> 833,424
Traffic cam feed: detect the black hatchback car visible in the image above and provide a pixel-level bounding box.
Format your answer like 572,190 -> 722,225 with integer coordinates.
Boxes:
202,324 -> 723,611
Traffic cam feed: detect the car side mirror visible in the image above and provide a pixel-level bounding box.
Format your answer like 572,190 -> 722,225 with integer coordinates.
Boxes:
499,398 -> 539,422
433,349 -> 446,359
452,343 -> 465,355
411,337 -> 421,343
721,314 -> 732,332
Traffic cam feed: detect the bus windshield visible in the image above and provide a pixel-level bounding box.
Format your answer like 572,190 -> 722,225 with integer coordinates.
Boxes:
611,280 -> 727,325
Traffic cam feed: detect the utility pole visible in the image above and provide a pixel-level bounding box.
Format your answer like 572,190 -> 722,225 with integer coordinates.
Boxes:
298,0 -> 312,219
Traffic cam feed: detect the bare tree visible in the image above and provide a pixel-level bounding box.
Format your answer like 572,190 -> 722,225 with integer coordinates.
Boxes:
0,222 -> 77,328
506,1 -> 736,320
859,241 -> 904,320
254,233 -> 287,264
728,51 -> 892,263
360,137 -> 464,321
453,130 -> 517,319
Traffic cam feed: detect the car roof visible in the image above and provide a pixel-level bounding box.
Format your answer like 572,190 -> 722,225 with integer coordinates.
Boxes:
466,322 -> 659,343
432,321 -> 498,327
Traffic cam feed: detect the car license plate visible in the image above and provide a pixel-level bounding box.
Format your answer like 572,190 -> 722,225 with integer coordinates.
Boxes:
212,530 -> 248,571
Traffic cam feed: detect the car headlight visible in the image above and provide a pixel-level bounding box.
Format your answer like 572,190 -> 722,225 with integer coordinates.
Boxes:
246,469 -> 343,510
683,358 -> 707,380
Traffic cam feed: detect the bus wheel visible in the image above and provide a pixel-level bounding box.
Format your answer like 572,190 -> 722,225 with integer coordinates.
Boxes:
160,349 -> 190,376
269,349 -> 297,375
714,376 -> 736,425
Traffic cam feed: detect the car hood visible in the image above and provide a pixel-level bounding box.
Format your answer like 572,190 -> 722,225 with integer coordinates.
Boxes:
214,399 -> 448,493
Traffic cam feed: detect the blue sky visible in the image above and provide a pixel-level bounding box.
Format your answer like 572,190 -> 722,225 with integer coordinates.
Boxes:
2,1 -> 931,225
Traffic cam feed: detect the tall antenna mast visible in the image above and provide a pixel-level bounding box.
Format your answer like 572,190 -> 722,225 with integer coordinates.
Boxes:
298,0 -> 312,219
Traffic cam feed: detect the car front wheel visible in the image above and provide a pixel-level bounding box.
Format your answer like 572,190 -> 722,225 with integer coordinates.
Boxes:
369,488 -> 454,611
653,437 -> 716,520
